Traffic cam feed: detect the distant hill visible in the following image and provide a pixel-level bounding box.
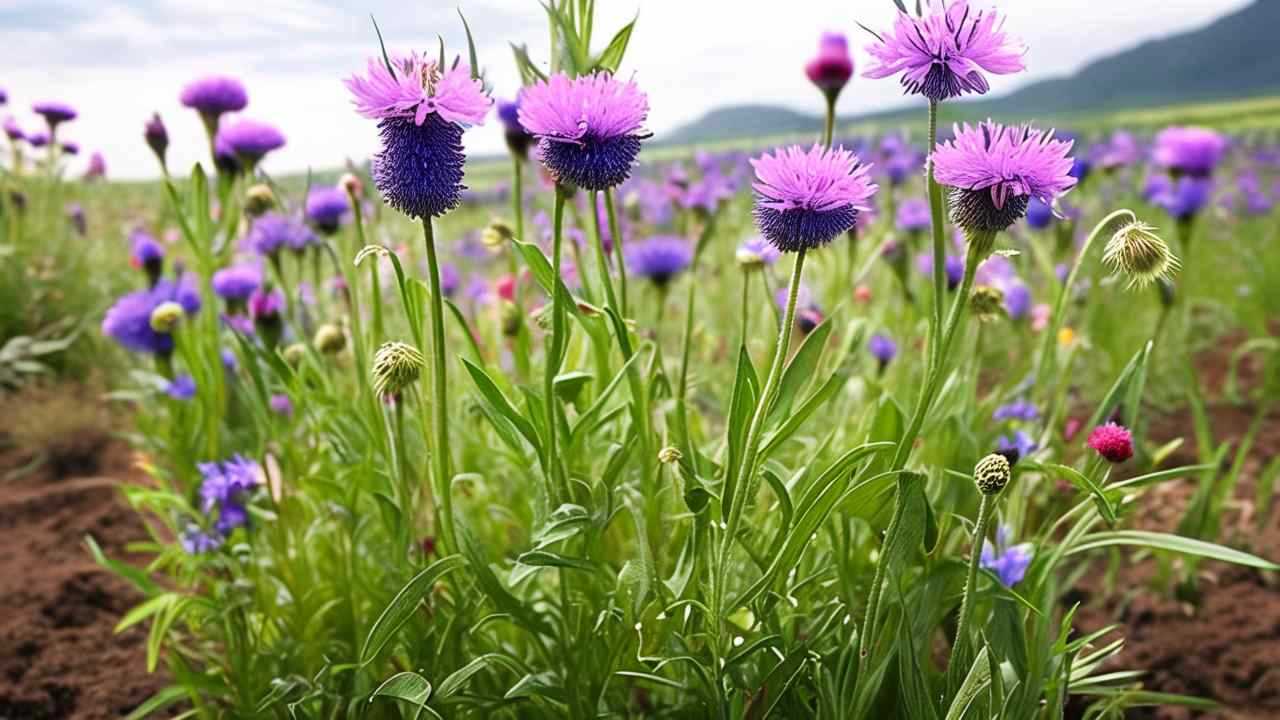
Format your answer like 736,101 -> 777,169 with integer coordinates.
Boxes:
660,0 -> 1280,145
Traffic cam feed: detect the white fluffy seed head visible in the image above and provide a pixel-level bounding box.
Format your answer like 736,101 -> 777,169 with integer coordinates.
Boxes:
1103,221 -> 1181,289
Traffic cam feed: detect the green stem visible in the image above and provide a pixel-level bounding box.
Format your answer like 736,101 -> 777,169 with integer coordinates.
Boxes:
948,495 -> 992,676
740,269 -> 751,347
925,100 -> 947,375
822,95 -> 836,147
604,189 -> 628,318
421,218 -> 458,556
545,187 -> 571,504
589,190 -> 621,314
676,216 -> 717,448
511,155 -> 525,245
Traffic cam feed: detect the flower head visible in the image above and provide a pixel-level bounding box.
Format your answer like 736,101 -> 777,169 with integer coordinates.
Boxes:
974,452 -> 1011,495
735,235 -> 781,269
1152,126 -> 1227,178
248,288 -> 284,320
981,525 -> 1033,586
626,236 -> 693,287
248,213 -> 314,257
180,525 -> 224,555
934,120 -> 1076,234
1025,196 -> 1054,229
1087,422 -> 1133,463
994,399 -> 1038,422
197,454 -> 260,534
212,264 -> 262,302
180,76 -> 248,118
345,53 -> 489,126
372,341 -> 425,398
1152,176 -> 1212,220
497,97 -> 534,158
3,117 -> 23,141
751,144 -> 877,252
269,393 -> 293,417
1094,131 -> 1140,171
26,131 -> 48,148
805,32 -> 854,98
102,277 -> 201,355
32,101 -> 77,127
997,429 -> 1037,465
166,374 -> 197,400
305,186 -> 349,234
895,197 -> 930,232
863,0 -> 1025,102
144,112 -> 168,164
519,72 -> 649,190
868,333 -> 898,369
216,118 -> 285,168
1103,221 -> 1180,289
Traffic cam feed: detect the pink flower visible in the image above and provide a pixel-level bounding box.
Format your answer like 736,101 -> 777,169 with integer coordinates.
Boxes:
805,32 -> 854,96
344,53 -> 490,127
1086,422 -> 1133,463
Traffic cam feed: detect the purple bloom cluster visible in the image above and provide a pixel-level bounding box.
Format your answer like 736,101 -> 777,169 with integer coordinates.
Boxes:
197,455 -> 260,535
993,399 -> 1038,422
305,186 -> 350,234
248,213 -> 315,256
32,100 -> 77,127
868,333 -> 898,369
166,374 -> 197,400
101,277 -> 201,355
217,118 -> 285,168
805,32 -> 854,97
1152,126 -> 1227,178
981,524 -> 1033,586
180,76 -> 249,118
895,197 -> 931,233
997,429 -> 1037,464
626,236 -> 693,286
212,264 -> 262,302
751,144 -> 877,252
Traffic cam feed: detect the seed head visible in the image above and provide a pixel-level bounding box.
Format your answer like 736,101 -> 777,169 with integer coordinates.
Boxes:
149,301 -> 185,333
974,453 -> 1011,496
482,219 -> 515,249
245,184 -> 276,217
1102,221 -> 1180,289
372,341 -> 424,398
658,446 -> 683,465
970,285 -> 1006,322
313,323 -> 346,354
282,343 -> 307,367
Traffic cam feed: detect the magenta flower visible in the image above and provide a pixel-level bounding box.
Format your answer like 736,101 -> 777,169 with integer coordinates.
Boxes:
144,112 -> 168,166
180,76 -> 248,119
518,72 -> 649,190
751,144 -> 878,252
32,101 -> 77,128
1152,126 -> 1227,178
805,32 -> 854,99
863,0 -> 1025,102
1087,422 -> 1133,463
3,117 -> 22,141
217,118 -> 285,169
934,120 -> 1076,233
345,53 -> 489,126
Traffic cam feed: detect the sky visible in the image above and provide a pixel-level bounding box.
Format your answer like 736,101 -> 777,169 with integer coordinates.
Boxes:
0,0 -> 1253,180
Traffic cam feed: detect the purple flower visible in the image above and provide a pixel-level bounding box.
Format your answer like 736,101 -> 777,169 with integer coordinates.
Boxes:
751,144 -> 878,252
3,117 -> 23,141
248,288 -> 285,320
519,72 -> 649,190
1003,281 -> 1031,319
981,524 -> 1033,586
862,0 -> 1025,102
197,455 -> 260,534
305,186 -> 349,234
626,236 -> 693,287
212,264 -> 262,302
934,121 -> 1076,233
32,101 -> 77,128
144,112 -> 168,164
60,140 -> 79,156
66,203 -> 86,236
1152,126 -> 1227,178
84,151 -> 106,180
895,197 -> 930,233
681,172 -> 735,214
180,525 -> 224,555
1153,176 -> 1213,220
180,76 -> 248,119
130,229 -> 164,283
1093,131 -> 1141,171
1024,196 -> 1054,229
347,53 -> 489,219
1069,157 -> 1091,184
213,133 -> 241,175
993,399 -> 1038,422
916,252 -> 964,290
497,97 -> 533,158
805,32 -> 854,98
269,393 -> 293,417
221,348 -> 238,372
248,212 -> 313,257
27,131 -> 48,148
868,333 -> 897,368
736,235 -> 781,267
166,374 -> 197,400
440,263 -> 460,297
102,277 -> 201,355
216,119 -> 285,168
997,429 -> 1037,464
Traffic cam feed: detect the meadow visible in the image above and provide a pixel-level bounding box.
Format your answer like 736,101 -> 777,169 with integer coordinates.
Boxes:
2,2 -> 1280,718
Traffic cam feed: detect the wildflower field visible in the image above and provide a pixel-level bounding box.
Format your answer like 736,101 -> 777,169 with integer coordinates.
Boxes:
3,2 -> 1280,718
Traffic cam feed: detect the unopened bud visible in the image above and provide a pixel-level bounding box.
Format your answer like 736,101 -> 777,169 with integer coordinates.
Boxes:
313,323 -> 346,354
282,343 -> 307,367
482,219 -> 515,248
970,285 -> 1005,322
339,172 -> 364,198
149,301 -> 184,333
658,447 -> 683,464
974,453 -> 1011,496
245,183 -> 276,217
372,341 -> 424,398
1103,221 -> 1180,289
499,300 -> 522,337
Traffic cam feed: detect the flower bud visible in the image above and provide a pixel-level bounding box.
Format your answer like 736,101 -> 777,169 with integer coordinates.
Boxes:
482,219 -> 515,248
144,112 -> 168,166
245,183 -> 276,217
282,343 -> 307,367
339,172 -> 364,198
658,446 -> 683,464
974,453 -> 1011,496
372,341 -> 424,398
313,323 -> 346,355
149,301 -> 184,333
1102,221 -> 1180,289
499,300 -> 522,337
1086,422 -> 1133,463
969,285 -> 1006,322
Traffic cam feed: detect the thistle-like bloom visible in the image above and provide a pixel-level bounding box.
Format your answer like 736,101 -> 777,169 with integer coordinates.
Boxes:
868,333 -> 898,369
1102,221 -> 1180,288
1094,131 -> 1140,171
735,235 -> 781,269
372,341 -> 425,398
895,197 -> 930,232
345,52 -> 490,219
805,32 -> 854,99
197,454 -> 260,534
248,288 -> 284,321
32,101 -> 77,128
625,236 -> 693,287
1087,422 -> 1133,463
993,399 -> 1038,422
130,230 -> 165,285
497,98 -> 533,158
27,131 -> 48,148
305,186 -> 350,234
217,119 -> 285,169
862,0 -> 1025,102
61,140 -> 79,156
1152,176 -> 1212,221
1152,126 -> 1227,178
269,393 -> 293,417
180,76 -> 248,120
981,524 -> 1033,586
751,144 -> 878,252
997,429 -> 1037,464
3,117 -> 22,141
144,112 -> 168,165
247,213 -> 314,257
212,264 -> 262,302
518,72 -> 649,191
1004,282 -> 1030,320
934,121 -> 1076,234
102,277 -> 201,355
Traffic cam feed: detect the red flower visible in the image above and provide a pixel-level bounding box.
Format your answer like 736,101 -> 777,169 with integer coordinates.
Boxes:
1087,422 -> 1133,463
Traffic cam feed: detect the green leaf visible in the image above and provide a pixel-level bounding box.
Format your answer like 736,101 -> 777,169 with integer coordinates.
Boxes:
511,43 -> 548,84
1046,463 -> 1117,525
769,317 -> 831,425
360,555 -> 466,664
722,345 -> 759,522
457,9 -> 481,80
435,654 -> 523,699
371,672 -> 432,709
594,17 -> 636,72
370,15 -> 397,79
1086,342 -> 1150,430
124,686 -> 188,720
760,369 -> 847,459
1067,530 -> 1280,570
944,646 -> 992,720
462,358 -> 541,453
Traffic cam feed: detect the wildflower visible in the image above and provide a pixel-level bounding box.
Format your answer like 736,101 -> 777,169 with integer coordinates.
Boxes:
216,119 -> 285,170
303,186 -> 348,234
658,447 -> 683,465
917,252 -> 965,290
751,144 -> 877,253
180,76 -> 248,123
1102,221 -> 1180,288
3,117 -> 23,142
1152,126 -> 1227,178
974,452 -> 1011,495
1152,176 -> 1212,221
970,285 -> 1005,321
981,524 -> 1033,586
1004,282 -> 1031,320
130,230 -> 165,285
248,288 -> 285,347
735,235 -> 781,269
247,213 -> 313,258
496,97 -> 533,159
519,72 -> 649,191
60,140 -> 79,156
26,131 -> 48,148
339,172 -> 364,198
993,399 -> 1038,422
313,323 -> 346,354
895,197 -> 930,233
626,236 -> 693,288
1025,196 -> 1054,229
372,341 -> 425,398
166,374 -> 197,400
102,278 -> 201,356
854,285 -> 873,303
269,393 -> 293,417
868,333 -> 897,371
862,0 -> 1025,102
197,455 -> 260,534
66,203 -> 86,235
934,121 -> 1076,242
482,219 -> 516,249
997,429 -> 1037,465
345,51 -> 490,218
1094,131 -> 1140,171
1057,327 -> 1075,347
1087,422 -> 1133,463
144,113 -> 168,167
180,525 -> 224,555
32,100 -> 77,128
212,264 -> 262,306
282,343 -> 307,367
213,133 -> 241,176
805,32 -> 854,101
83,151 -> 106,180
149,301 -> 185,334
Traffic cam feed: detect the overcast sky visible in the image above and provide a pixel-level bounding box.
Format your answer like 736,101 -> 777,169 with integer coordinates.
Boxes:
0,0 -> 1253,180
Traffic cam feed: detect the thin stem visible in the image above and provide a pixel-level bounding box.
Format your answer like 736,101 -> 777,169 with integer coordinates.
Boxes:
925,100 -> 946,375
511,155 -> 525,245
421,218 -> 458,556
589,190 -> 621,314
604,189 -> 629,318
740,269 -> 751,347
948,494 -> 992,676
822,95 -> 836,147
676,216 -> 717,447
545,187 -> 571,504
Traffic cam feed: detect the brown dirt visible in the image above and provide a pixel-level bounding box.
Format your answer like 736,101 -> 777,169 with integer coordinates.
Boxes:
0,435 -> 173,719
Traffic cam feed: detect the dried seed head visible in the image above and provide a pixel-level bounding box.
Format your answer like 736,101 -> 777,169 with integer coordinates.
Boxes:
482,219 -> 515,248
313,323 -> 346,354
969,285 -> 1006,322
1102,221 -> 1180,288
658,446 -> 683,464
149,301 -> 185,333
372,341 -> 424,398
282,343 -> 307,367
974,453 -> 1011,496
244,183 -> 277,217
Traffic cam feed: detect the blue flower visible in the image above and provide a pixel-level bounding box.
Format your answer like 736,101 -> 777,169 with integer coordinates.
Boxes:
179,524 -> 224,555
166,374 -> 197,400
993,399 -> 1038,423
997,430 -> 1038,464
981,524 -> 1034,586
197,455 -> 260,534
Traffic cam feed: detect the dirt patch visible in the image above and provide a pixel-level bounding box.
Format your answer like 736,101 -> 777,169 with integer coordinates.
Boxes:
0,432 -> 174,720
